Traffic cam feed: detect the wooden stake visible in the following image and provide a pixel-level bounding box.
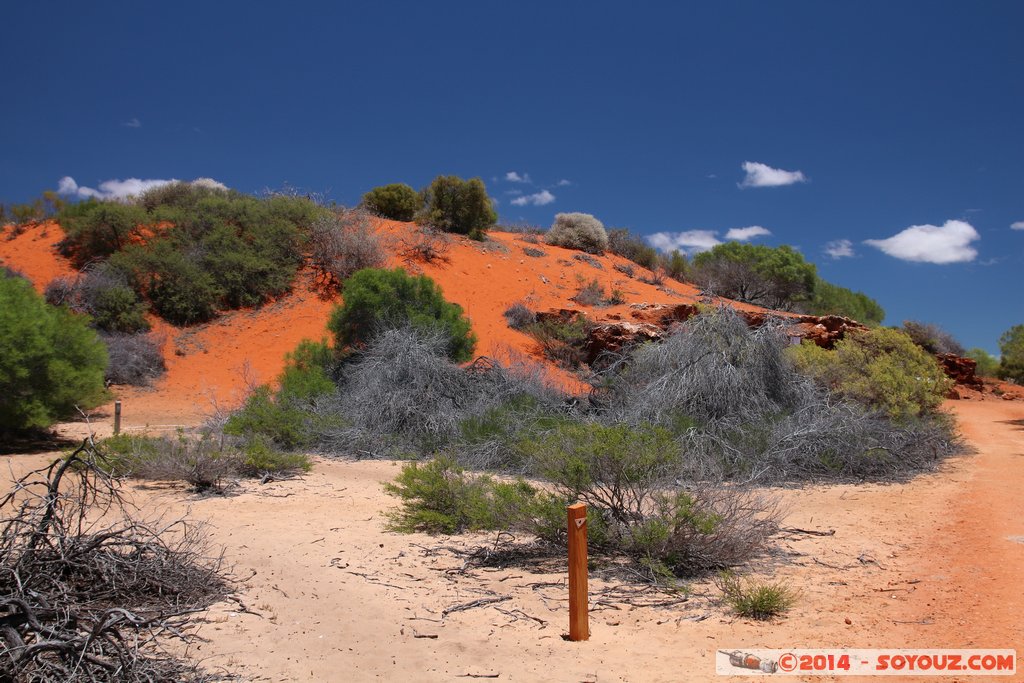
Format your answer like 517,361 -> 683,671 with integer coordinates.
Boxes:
567,502 -> 589,641
113,401 -> 122,435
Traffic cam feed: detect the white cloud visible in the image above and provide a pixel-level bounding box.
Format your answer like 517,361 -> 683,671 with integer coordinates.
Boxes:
725,225 -> 771,241
738,161 -> 807,188
505,171 -> 532,183
1011,221 -> 1024,231
864,220 -> 979,264
824,239 -> 855,259
57,176 -> 228,201
647,230 -> 722,255
510,190 -> 555,207
121,117 -> 141,128
556,179 -> 572,187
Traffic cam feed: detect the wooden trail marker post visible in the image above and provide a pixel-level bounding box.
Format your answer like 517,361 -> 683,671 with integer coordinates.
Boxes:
113,401 -> 122,435
567,502 -> 589,641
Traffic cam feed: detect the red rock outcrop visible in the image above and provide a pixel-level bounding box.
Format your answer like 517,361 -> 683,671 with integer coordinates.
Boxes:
536,304 -> 982,387
936,353 -> 983,390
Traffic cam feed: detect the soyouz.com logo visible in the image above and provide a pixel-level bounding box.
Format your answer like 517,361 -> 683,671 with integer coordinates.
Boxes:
716,649 -> 1017,676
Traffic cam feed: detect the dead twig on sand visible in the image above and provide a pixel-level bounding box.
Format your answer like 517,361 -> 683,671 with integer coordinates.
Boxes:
0,440 -> 230,681
442,596 -> 511,617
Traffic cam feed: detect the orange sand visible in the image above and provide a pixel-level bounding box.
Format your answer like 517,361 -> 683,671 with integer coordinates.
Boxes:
1,220 -> 755,427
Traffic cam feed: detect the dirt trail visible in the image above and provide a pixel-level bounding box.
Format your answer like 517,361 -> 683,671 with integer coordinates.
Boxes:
10,397 -> 1014,682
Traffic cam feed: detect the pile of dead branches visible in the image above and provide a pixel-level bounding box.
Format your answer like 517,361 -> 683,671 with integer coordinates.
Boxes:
0,440 -> 230,681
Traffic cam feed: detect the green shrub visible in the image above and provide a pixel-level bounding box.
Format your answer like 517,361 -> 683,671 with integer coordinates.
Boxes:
278,339 -> 335,402
384,456 -> 538,533
805,279 -> 884,325
0,272 -> 108,431
224,385 -> 313,450
788,328 -> 952,421
126,242 -> 221,325
998,324 -> 1024,383
546,212 -> 609,254
45,267 -> 150,333
517,422 -> 679,521
417,175 -> 496,240
58,189 -> 320,325
362,183 -> 422,221
607,228 -> 659,269
966,347 -> 999,378
199,223 -> 297,308
717,572 -> 797,620
239,437 -> 312,476
57,200 -> 149,266
516,421 -> 777,573
328,267 -> 476,362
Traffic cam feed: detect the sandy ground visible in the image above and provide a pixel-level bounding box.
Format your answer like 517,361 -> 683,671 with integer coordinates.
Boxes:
4,396 -> 1018,682
4,221 -> 1022,680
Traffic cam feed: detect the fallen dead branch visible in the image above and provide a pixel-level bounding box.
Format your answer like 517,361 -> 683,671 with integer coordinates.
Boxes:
0,440 -> 230,681
442,596 -> 511,617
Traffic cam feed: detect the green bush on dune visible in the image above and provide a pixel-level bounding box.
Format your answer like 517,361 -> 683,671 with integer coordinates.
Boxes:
328,267 -> 476,362
362,183 -> 423,221
788,327 -> 952,421
0,271 -> 108,431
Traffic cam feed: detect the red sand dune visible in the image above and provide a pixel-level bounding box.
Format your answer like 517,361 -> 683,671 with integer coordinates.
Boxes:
3,220 -> 748,427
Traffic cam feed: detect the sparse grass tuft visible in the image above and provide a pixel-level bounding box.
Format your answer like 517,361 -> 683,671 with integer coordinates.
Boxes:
717,572 -> 797,620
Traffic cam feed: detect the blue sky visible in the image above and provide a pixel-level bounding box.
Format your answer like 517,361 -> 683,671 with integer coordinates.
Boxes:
2,2 -> 1021,353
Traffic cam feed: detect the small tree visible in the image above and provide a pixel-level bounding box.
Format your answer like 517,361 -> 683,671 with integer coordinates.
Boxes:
661,249 -> 688,281
692,242 -> 816,310
966,347 -> 999,378
0,272 -> 108,431
417,175 -> 496,240
328,267 -> 476,362
805,279 -> 884,325
546,212 -> 609,254
998,324 -> 1024,383
362,183 -> 422,221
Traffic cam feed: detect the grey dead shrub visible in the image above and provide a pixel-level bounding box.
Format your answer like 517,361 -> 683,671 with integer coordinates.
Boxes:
597,307 -> 961,482
902,320 -> 966,357
396,224 -> 452,264
315,327 -> 563,465
614,262 -> 635,278
572,253 -> 603,269
522,246 -> 546,257
572,278 -> 606,306
546,212 -> 609,254
309,208 -> 386,289
601,307 -> 804,426
503,302 -> 536,330
101,332 -> 167,386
